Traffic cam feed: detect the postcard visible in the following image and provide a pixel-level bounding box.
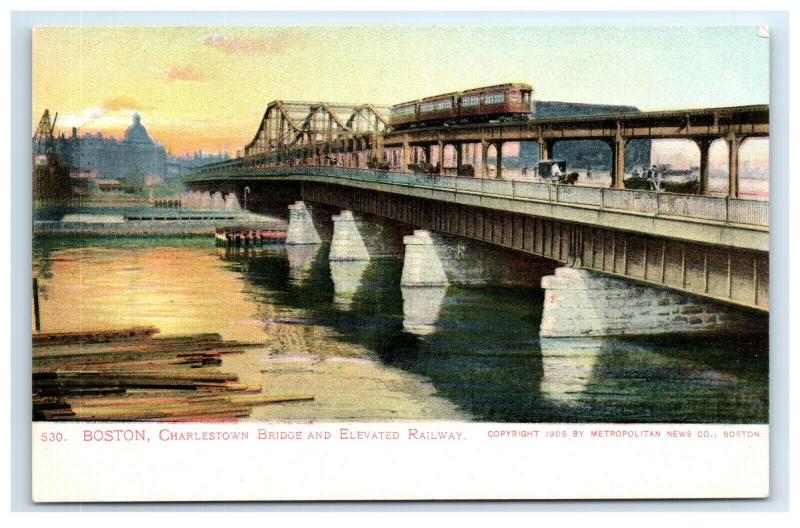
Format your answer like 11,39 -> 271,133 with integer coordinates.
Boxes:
30,24 -> 770,502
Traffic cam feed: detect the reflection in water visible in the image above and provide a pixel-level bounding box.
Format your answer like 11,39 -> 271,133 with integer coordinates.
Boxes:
285,244 -> 321,285
329,260 -> 370,310
539,338 -> 603,405
401,286 -> 447,335
33,234 -> 769,423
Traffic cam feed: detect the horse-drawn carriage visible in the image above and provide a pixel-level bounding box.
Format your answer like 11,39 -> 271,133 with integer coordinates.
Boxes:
538,160 -> 578,184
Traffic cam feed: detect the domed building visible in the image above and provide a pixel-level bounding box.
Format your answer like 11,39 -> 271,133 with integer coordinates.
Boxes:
124,113 -> 153,144
117,113 -> 167,185
54,112 -> 167,185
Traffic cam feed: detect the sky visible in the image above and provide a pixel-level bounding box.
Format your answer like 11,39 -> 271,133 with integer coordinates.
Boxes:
32,26 -> 769,156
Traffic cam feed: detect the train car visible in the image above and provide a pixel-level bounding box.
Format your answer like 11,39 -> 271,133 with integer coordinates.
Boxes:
389,83 -> 533,129
389,102 -> 418,128
416,92 -> 459,125
458,83 -> 533,121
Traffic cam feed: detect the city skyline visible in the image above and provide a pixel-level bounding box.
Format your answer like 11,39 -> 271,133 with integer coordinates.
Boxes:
33,26 -> 769,155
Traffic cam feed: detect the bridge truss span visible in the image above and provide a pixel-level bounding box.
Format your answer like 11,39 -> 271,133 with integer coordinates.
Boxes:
243,100 -> 391,164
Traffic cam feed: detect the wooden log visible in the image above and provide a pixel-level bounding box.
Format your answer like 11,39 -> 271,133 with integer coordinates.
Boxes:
33,340 -> 257,360
31,327 -> 281,422
52,402 -> 253,421
228,394 -> 315,405
32,326 -> 159,346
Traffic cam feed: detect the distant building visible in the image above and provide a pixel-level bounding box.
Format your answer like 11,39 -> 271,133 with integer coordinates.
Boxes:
166,150 -> 229,183
54,113 -> 167,182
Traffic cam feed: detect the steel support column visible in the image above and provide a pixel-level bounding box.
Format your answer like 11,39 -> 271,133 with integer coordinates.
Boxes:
538,137 -> 550,161
695,138 -> 711,195
495,142 -> 503,180
726,133 -> 741,198
611,137 -> 626,189
402,141 -> 411,172
481,139 -> 489,179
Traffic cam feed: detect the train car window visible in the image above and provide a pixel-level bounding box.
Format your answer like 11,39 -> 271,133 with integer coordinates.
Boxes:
434,100 -> 453,111
393,105 -> 415,117
484,93 -> 505,104
420,102 -> 435,113
462,95 -> 480,107
522,93 -> 530,105
509,93 -> 520,102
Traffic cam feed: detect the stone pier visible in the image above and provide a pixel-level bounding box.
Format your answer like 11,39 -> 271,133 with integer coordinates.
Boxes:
400,230 -> 449,287
540,267 -> 756,338
285,201 -> 321,245
401,229 -> 553,287
329,210 -> 370,261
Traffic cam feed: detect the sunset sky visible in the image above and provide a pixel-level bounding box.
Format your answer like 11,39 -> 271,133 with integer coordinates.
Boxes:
32,26 -> 769,156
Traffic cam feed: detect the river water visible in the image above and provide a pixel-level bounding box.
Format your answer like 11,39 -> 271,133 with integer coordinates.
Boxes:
32,230 -> 768,423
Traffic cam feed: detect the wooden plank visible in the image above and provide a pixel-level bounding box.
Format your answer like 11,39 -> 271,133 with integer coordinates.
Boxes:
32,326 -> 159,346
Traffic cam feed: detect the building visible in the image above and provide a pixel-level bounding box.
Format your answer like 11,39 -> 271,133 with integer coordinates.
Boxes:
166,150 -> 229,183
54,113 -> 167,182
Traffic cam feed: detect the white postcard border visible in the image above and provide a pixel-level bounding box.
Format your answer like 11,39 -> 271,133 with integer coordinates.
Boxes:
32,422 -> 768,502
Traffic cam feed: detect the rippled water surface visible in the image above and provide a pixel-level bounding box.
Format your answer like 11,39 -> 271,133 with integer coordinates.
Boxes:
32,235 -> 768,423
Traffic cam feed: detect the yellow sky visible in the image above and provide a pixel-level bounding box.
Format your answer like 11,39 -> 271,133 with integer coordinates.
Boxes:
32,26 -> 769,156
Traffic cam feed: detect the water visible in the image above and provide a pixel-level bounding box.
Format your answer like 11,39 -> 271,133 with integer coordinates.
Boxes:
32,236 -> 768,423
34,204 -> 227,222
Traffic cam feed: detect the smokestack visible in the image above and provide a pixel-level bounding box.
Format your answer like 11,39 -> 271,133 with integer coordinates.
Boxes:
71,127 -> 77,139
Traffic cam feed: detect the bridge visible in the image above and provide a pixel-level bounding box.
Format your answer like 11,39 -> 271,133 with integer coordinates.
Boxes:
185,101 -> 769,337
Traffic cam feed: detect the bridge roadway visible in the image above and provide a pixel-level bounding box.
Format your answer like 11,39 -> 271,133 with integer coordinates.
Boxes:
185,165 -> 769,312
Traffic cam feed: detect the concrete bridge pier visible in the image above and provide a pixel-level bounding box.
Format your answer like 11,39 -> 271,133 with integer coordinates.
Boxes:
401,229 -> 555,287
539,267 -> 756,338
329,210 -> 407,309
286,201 -> 322,245
400,230 -> 449,335
330,210 -> 370,261
329,210 -> 370,310
400,230 -> 450,288
399,229 -> 557,335
329,210 -> 405,261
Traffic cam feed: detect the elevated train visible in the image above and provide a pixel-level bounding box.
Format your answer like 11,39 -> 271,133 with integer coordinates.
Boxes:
389,83 -> 533,129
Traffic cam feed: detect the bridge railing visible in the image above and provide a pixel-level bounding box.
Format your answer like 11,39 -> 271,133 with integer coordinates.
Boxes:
602,188 -> 658,214
190,164 -> 769,228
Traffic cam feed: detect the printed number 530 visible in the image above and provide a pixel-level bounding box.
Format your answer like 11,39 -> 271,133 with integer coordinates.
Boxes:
40,432 -> 65,442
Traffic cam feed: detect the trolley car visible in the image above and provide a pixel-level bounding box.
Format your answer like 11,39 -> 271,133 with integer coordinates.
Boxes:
389,83 -> 534,129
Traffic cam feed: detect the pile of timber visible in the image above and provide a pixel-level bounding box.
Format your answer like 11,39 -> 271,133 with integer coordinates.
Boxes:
33,327 -> 313,421
215,227 -> 287,246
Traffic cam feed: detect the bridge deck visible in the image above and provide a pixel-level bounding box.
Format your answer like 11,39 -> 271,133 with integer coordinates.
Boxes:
186,166 -> 768,252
